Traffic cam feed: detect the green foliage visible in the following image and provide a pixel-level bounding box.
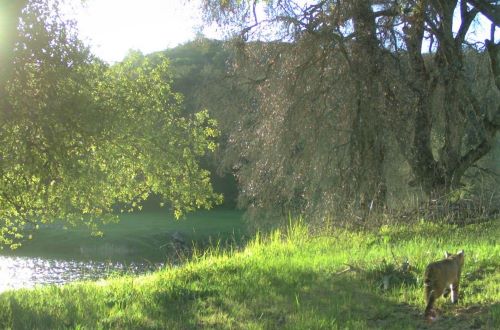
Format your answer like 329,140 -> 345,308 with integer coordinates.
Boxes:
156,38 -> 247,207
0,1 -> 221,248
0,218 -> 498,329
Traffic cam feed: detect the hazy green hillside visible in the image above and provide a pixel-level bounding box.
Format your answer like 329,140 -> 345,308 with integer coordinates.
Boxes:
155,38 -> 243,208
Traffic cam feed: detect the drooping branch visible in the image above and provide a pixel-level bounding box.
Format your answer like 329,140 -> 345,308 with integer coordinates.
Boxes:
455,82 -> 500,180
467,0 -> 500,27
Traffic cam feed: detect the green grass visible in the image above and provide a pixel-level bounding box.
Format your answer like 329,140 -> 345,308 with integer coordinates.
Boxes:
0,218 -> 498,329
2,209 -> 246,262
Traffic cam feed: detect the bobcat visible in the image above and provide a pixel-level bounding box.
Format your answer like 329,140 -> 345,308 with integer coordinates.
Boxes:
423,250 -> 465,318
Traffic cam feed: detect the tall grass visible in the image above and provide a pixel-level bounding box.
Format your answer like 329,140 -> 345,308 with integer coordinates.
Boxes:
0,218 -> 498,329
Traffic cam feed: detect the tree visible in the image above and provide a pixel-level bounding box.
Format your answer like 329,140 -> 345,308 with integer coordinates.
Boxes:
156,38 -> 246,207
0,0 -> 221,248
201,0 -> 499,222
0,0 -> 28,106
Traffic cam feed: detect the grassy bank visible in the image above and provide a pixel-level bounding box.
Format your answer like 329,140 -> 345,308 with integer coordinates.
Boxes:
2,210 -> 246,262
0,218 -> 498,329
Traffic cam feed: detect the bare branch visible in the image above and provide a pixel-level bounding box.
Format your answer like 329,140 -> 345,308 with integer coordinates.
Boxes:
456,1 -> 479,45
467,0 -> 500,27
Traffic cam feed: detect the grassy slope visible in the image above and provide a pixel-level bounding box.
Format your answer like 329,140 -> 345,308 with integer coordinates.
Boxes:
0,219 -> 498,329
2,210 -> 246,262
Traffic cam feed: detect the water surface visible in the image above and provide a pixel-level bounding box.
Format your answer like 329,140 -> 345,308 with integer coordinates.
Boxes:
0,255 -> 162,293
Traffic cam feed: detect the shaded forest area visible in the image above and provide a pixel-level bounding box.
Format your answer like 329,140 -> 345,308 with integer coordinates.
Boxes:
157,32 -> 499,226
195,0 -> 500,227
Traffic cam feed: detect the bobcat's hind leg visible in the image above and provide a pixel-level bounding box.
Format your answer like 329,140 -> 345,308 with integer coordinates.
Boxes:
451,282 -> 460,304
424,288 -> 437,318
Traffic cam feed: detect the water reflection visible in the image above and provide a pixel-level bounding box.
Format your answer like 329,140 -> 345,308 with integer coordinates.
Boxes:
0,255 -> 163,293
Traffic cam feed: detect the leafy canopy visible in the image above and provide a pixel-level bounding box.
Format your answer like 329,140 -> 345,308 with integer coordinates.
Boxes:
0,0 -> 221,248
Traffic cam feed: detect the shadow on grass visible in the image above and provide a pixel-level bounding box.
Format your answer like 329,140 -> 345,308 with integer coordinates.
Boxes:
0,261 -> 497,329
133,266 -> 496,329
464,258 -> 499,282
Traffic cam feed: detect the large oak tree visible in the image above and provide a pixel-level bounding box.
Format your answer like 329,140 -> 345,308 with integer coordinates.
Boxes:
201,0 -> 499,222
0,0 -> 221,247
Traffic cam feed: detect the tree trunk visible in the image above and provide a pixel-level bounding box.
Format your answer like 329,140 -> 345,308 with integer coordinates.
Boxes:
404,0 -> 500,198
349,0 -> 387,211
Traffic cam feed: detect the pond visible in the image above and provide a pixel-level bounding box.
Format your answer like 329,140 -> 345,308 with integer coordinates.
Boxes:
0,210 -> 245,293
0,255 -> 163,293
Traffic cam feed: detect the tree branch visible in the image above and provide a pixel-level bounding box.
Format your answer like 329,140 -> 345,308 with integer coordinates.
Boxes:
455,1 -> 479,45
467,0 -> 500,27
457,68 -> 500,180
486,39 -> 500,91
373,7 -> 399,18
